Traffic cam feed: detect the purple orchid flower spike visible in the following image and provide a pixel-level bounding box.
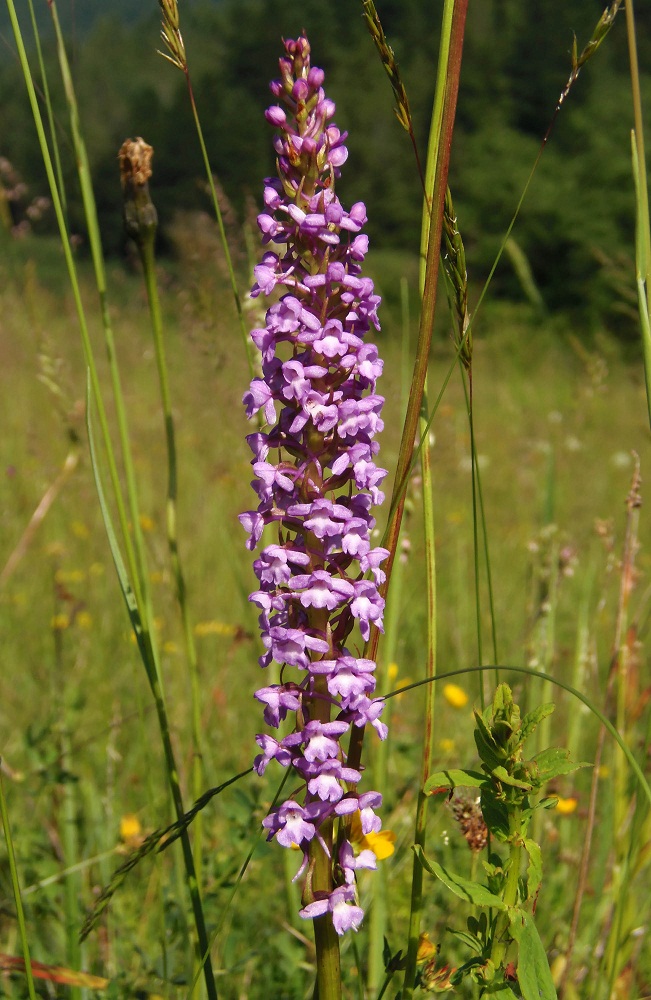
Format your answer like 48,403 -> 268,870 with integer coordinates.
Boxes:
240,34 -> 389,935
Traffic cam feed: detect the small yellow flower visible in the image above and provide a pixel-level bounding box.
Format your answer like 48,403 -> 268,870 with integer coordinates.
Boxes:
349,811 -> 396,860
443,683 -> 468,709
363,829 -> 396,860
597,764 -> 610,779
55,568 -> 86,584
71,520 -> 90,539
119,813 -> 143,845
417,932 -> 438,964
387,662 -> 399,684
139,514 -> 155,533
163,640 -> 179,655
76,610 -> 93,630
438,738 -> 455,754
194,620 -> 239,637
555,796 -> 578,816
51,613 -> 70,631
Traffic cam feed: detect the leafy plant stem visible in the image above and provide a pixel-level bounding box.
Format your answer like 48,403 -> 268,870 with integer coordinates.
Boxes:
490,808 -> 522,975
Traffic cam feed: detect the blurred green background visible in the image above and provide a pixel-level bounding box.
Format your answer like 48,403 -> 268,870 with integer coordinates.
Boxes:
2,0 -> 650,337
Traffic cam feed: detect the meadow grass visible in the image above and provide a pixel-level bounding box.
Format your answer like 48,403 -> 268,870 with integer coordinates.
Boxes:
1,2 -> 651,998
1,234 -> 650,997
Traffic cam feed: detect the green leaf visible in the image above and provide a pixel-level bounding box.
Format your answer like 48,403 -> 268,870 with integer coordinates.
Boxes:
414,845 -> 506,909
533,747 -> 591,781
483,986 -> 519,999
519,703 -> 555,744
524,838 -> 543,903
424,769 -> 486,795
481,790 -> 510,841
474,713 -> 504,771
492,765 -> 533,791
446,927 -> 483,954
509,910 -> 558,1000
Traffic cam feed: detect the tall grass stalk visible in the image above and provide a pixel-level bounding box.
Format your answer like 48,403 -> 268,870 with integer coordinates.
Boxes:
366,277 -> 413,995
0,774 -> 37,1000
7,4 -> 218,994
157,0 -> 251,374
348,0 -> 467,786
626,0 -> 651,427
401,389 -> 437,1000
47,2 -> 217,988
119,137 -> 207,938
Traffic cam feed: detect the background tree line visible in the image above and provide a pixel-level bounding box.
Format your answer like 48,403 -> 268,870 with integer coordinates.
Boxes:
1,0 -> 650,338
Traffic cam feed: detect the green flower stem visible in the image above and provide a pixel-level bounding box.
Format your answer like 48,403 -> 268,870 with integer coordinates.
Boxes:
136,201 -> 207,893
306,614 -> 341,1000
489,808 -> 523,976
0,772 -> 37,1000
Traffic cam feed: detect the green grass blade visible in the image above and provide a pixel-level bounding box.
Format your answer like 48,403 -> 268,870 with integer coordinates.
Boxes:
0,774 -> 37,1000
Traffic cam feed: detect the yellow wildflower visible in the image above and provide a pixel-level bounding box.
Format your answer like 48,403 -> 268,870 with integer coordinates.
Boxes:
443,683 -> 468,709
438,738 -> 455,754
387,662 -> 399,684
139,514 -> 155,533
555,796 -> 578,815
76,610 -> 93,630
55,568 -> 86,584
349,810 -> 396,860
70,520 -> 90,539
119,813 -> 143,846
195,620 -> 238,637
51,613 -> 70,631
417,932 -> 438,964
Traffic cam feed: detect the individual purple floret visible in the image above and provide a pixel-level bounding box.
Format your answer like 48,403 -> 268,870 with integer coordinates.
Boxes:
240,34 -> 389,935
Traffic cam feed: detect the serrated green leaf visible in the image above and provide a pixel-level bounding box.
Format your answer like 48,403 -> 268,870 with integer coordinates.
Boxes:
510,911 -> 558,1000
424,769 -> 486,795
520,703 -> 555,744
533,747 -> 591,781
414,845 -> 507,909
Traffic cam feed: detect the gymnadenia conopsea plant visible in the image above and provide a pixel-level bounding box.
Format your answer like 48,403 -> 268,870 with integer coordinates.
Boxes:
240,35 -> 389,941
